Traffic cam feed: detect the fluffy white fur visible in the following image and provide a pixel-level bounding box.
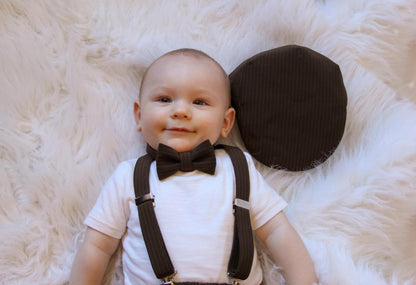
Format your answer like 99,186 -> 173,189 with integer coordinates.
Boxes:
1,0 -> 415,284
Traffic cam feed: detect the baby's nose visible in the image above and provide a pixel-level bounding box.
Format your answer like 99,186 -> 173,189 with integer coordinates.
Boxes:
171,102 -> 192,119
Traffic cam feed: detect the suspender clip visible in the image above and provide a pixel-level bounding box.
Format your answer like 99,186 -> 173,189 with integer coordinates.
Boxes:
161,270 -> 177,285
135,193 -> 155,207
228,277 -> 240,285
233,198 -> 250,211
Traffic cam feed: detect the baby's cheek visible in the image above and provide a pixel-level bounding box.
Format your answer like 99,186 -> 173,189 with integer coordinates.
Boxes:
206,122 -> 224,139
203,119 -> 218,130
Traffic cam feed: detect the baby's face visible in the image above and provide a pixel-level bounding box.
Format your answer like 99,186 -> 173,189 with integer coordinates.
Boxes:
134,54 -> 235,152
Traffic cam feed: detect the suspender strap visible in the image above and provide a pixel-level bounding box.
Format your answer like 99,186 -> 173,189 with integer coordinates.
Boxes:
133,154 -> 176,280
174,282 -> 230,285
220,145 -> 254,280
133,145 -> 254,283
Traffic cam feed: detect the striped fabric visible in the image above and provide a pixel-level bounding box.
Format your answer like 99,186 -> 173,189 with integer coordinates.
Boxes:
230,45 -> 347,171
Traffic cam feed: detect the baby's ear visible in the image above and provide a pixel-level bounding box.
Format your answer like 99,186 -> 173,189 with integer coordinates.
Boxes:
220,107 -> 236,138
133,100 -> 142,132
230,45 -> 347,171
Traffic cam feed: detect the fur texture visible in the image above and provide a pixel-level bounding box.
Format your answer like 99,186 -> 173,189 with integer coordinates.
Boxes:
1,0 -> 415,284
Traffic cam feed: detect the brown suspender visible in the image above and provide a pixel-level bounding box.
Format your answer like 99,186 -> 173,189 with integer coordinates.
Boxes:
133,145 -> 254,284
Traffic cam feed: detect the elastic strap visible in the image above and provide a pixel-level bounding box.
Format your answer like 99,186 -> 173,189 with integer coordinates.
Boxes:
173,283 -> 230,285
220,145 -> 254,280
133,154 -> 176,280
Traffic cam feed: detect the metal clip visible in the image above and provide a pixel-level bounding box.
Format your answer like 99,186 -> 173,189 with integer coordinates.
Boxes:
228,272 -> 240,285
229,279 -> 240,285
161,270 -> 176,285
135,193 -> 155,207
234,198 -> 250,210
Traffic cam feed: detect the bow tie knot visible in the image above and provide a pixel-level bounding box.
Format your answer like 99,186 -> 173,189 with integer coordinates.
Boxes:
178,151 -> 193,172
146,140 -> 216,180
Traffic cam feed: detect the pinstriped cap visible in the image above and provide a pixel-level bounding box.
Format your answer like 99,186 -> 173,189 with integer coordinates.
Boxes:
230,45 -> 347,171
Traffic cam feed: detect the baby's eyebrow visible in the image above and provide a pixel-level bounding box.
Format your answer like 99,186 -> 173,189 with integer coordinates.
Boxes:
148,86 -> 174,95
194,87 -> 217,96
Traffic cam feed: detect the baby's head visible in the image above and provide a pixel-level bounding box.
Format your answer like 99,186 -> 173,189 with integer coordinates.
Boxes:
134,49 -> 235,152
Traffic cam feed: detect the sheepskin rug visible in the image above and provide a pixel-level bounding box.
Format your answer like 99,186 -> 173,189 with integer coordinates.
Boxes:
1,1 -> 416,284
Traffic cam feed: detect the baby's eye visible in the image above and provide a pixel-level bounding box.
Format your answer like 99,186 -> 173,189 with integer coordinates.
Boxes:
193,99 -> 207,106
158,97 -> 171,103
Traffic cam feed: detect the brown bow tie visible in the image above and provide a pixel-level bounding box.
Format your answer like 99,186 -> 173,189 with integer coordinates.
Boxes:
146,140 -> 216,180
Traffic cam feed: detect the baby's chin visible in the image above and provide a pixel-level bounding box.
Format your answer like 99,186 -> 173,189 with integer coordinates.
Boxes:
164,143 -> 197,153
157,139 -> 210,153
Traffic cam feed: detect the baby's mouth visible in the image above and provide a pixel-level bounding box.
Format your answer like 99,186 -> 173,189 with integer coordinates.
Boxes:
166,127 -> 194,133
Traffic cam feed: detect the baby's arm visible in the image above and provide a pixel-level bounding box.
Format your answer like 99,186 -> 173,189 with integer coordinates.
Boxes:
69,227 -> 120,285
256,212 -> 318,285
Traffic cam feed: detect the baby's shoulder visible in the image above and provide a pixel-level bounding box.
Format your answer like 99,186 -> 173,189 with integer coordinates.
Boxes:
108,159 -> 137,180
215,146 -> 256,170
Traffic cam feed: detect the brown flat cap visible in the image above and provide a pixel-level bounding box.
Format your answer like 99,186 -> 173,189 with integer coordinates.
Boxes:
230,45 -> 347,171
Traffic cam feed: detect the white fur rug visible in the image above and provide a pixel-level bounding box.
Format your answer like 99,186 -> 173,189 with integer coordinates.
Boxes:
1,1 -> 416,284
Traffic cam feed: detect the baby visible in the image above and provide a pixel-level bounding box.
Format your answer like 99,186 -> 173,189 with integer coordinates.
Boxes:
70,49 -> 318,284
